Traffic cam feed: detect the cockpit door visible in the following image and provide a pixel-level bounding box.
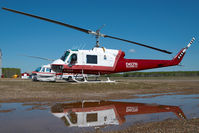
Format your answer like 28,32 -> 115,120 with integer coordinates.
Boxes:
68,53 -> 77,67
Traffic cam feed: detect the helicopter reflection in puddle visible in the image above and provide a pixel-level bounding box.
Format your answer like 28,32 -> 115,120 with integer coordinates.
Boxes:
51,100 -> 186,128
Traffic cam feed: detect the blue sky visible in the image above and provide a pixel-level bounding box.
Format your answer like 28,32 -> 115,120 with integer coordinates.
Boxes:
0,0 -> 199,72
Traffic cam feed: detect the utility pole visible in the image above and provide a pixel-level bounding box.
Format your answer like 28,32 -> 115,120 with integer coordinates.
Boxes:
0,49 -> 2,78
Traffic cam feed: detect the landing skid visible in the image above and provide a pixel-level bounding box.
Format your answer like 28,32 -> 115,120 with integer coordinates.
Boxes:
71,77 -> 115,83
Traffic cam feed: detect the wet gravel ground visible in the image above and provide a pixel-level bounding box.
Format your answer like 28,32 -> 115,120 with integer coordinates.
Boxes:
98,118 -> 199,133
0,77 -> 199,103
0,77 -> 199,133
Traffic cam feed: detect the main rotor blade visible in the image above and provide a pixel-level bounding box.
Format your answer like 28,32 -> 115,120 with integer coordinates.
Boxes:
2,7 -> 90,34
2,7 -> 172,54
19,54 -> 55,61
104,35 -> 172,54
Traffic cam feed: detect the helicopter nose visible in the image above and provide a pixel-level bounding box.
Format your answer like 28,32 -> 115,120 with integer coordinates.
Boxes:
52,59 -> 65,65
51,59 -> 65,73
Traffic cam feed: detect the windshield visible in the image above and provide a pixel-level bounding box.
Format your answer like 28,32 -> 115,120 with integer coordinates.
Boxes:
61,51 -> 70,61
46,68 -> 51,72
35,67 -> 41,72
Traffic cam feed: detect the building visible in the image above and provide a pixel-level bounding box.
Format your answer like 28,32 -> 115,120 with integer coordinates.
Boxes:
21,72 -> 30,79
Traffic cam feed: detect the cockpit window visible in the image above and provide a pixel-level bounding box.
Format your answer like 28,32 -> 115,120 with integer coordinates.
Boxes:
35,67 -> 41,72
61,51 -> 70,61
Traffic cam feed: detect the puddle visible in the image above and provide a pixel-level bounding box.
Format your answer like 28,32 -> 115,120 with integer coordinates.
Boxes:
134,92 -> 176,97
115,94 -> 199,119
0,94 -> 199,133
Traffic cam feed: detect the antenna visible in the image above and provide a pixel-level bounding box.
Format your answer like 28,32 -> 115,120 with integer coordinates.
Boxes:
0,49 -> 2,78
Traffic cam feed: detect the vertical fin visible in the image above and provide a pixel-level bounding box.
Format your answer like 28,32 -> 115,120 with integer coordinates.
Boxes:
172,37 -> 195,65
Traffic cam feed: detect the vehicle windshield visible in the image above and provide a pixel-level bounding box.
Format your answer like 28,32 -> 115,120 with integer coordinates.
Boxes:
46,68 -> 51,72
61,51 -> 70,61
35,67 -> 41,72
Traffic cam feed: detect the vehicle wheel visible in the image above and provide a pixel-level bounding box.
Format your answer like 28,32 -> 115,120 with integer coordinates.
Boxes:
32,77 -> 38,82
68,76 -> 72,82
32,76 -> 38,82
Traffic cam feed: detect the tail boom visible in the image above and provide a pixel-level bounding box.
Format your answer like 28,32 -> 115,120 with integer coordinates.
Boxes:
115,37 -> 195,72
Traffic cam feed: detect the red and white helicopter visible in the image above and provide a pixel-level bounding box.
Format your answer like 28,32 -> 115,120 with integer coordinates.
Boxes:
2,7 -> 196,81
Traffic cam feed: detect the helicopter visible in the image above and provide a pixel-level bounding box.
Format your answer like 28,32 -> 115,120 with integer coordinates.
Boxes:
2,7 -> 196,79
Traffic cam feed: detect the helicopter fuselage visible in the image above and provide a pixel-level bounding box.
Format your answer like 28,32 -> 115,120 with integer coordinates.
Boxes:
51,46 -> 186,75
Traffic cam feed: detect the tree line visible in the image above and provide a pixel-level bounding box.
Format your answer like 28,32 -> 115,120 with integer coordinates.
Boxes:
2,68 -> 21,78
108,71 -> 199,77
